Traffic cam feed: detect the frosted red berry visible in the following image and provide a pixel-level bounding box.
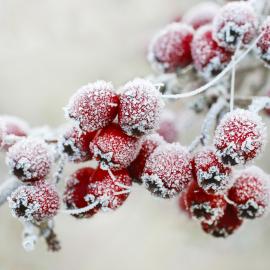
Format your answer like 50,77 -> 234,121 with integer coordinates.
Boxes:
89,123 -> 142,170
87,167 -> 132,212
185,181 -> 227,224
142,143 -> 193,198
213,2 -> 258,51
128,133 -> 165,183
182,2 -> 220,30
6,138 -> 52,183
66,81 -> 119,132
8,182 -> 60,222
201,204 -> 243,238
255,17 -> 270,66
59,126 -> 97,163
191,24 -> 233,79
63,167 -> 97,218
118,79 -> 164,136
148,23 -> 194,73
0,115 -> 29,151
214,109 -> 267,166
228,166 -> 270,219
178,189 -> 191,217
193,147 -> 232,194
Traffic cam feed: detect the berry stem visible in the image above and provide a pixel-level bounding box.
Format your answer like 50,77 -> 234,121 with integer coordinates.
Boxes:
61,200 -> 100,215
0,178 -> 21,206
21,221 -> 38,252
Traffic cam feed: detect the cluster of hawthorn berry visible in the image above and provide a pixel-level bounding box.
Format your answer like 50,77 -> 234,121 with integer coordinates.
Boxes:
1,0 -> 270,251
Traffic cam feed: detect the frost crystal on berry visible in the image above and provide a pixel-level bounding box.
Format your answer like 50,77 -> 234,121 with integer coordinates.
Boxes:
6,138 -> 52,183
142,143 -> 193,198
66,81 -> 119,132
214,109 -> 267,166
213,2 -> 258,51
8,182 -> 60,222
119,78 -> 164,136
191,24 -> 233,80
228,166 -> 270,219
148,23 -> 194,73
193,147 -> 233,194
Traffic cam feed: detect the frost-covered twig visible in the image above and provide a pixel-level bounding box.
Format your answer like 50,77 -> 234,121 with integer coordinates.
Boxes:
53,154 -> 67,185
22,221 -> 38,252
0,178 -> 21,206
249,97 -> 270,113
61,200 -> 100,215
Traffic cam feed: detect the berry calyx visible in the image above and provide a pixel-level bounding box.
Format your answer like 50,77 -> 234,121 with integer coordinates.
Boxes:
8,182 -> 60,222
6,138 -> 52,183
148,23 -> 194,73
214,109 -> 267,166
89,123 -> 142,170
142,143 -> 193,198
66,81 -> 119,132
228,166 -> 270,219
118,78 -> 164,137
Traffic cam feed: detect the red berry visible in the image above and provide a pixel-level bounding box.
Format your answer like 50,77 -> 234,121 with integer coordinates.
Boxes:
182,2 -> 220,30
185,181 -> 227,224
228,166 -> 270,219
89,123 -> 142,170
142,143 -> 193,198
118,79 -> 164,136
157,110 -> 178,143
214,109 -> 267,165
191,24 -> 233,79
193,147 -> 232,194
59,126 -> 97,163
63,167 -> 97,218
255,17 -> 270,66
8,182 -> 60,222
178,189 -> 191,217
148,23 -> 194,73
6,138 -> 52,183
66,81 -> 119,132
201,204 -> 243,238
0,115 -> 29,151
128,133 -> 165,183
87,167 -> 132,212
213,2 -> 258,51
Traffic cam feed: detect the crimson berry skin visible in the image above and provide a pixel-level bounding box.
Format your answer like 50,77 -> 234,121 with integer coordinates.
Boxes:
63,167 -> 97,219
128,133 -> 165,183
255,17 -> 270,67
118,79 -> 164,137
228,167 -> 270,219
182,2 -> 220,30
8,182 -> 60,222
142,143 -> 193,199
213,109 -> 267,166
89,123 -> 142,170
213,2 -> 258,51
191,25 -> 233,80
201,204 -> 243,238
6,138 -> 52,183
0,115 -> 29,151
59,126 -> 97,163
66,81 -> 119,133
185,181 -> 227,225
87,167 -> 132,212
193,147 -> 232,195
148,23 -> 194,73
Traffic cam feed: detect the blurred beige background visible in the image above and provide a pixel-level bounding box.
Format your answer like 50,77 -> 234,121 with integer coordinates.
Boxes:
1,1 -> 270,270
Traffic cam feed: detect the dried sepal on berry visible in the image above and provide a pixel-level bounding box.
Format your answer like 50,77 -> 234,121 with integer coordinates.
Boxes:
228,166 -> 270,219
142,143 -> 193,199
65,81 -> 119,132
8,182 -> 60,222
213,1 -> 258,51
193,147 -> 233,194
148,23 -> 194,73
89,123 -> 142,170
214,109 -> 267,166
6,138 -> 53,183
191,24 -> 233,80
185,181 -> 227,225
119,78 -> 164,137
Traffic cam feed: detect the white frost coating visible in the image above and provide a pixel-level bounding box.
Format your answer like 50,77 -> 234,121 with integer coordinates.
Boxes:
0,178 -> 21,206
249,96 -> 270,113
22,221 -> 38,252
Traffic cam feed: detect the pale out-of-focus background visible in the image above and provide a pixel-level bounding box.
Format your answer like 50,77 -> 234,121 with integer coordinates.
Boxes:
1,1 -> 270,270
